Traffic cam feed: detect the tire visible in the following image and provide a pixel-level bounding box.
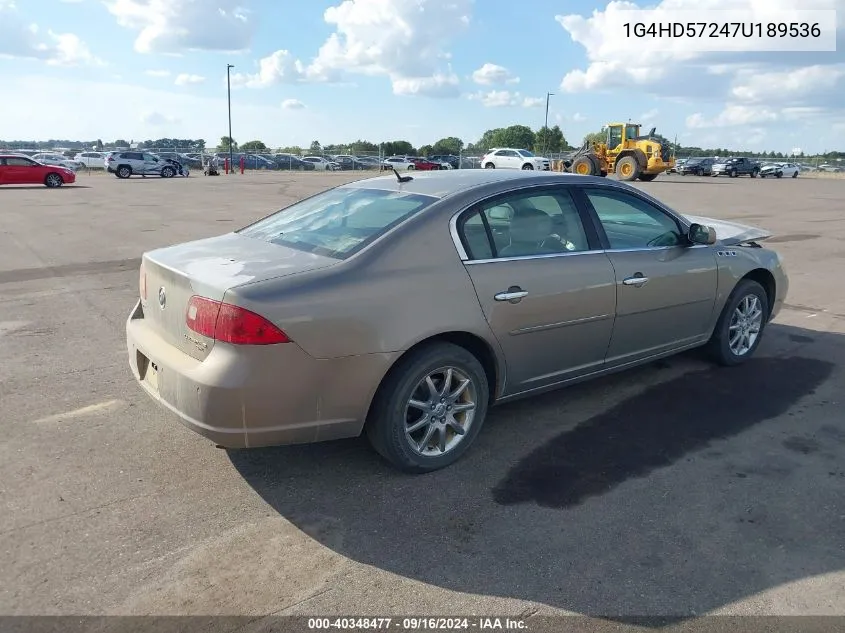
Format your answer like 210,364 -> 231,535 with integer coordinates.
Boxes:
615,155 -> 640,181
522,163 -> 534,170
365,342 -> 490,473
117,166 -> 132,179
750,171 -> 757,178
706,279 -> 769,367
44,173 -> 64,188
571,156 -> 595,176
638,173 -> 658,182
729,170 -> 737,178
484,162 -> 495,169
161,166 -> 175,178
775,172 -> 782,179
792,171 -> 798,178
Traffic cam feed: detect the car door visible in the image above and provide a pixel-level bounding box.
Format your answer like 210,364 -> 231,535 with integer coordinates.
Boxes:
141,153 -> 159,175
457,186 -> 617,395
576,186 -> 718,366
4,156 -> 40,183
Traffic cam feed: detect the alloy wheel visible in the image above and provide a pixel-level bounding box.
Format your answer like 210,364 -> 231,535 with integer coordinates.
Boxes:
404,367 -> 477,457
729,295 -> 763,356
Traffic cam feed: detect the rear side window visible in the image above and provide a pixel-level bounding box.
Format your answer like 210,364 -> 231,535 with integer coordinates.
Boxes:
238,187 -> 438,259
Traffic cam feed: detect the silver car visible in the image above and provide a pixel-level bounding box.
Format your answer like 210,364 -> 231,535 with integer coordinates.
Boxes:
127,170 -> 788,472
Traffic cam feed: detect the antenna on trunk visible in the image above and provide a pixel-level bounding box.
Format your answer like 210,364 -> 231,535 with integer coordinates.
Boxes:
392,167 -> 413,183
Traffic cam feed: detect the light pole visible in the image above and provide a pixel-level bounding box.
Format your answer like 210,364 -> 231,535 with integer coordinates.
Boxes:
542,92 -> 554,155
227,63 -> 234,173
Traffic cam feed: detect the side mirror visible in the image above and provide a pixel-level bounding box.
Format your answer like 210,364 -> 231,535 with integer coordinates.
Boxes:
689,223 -> 717,245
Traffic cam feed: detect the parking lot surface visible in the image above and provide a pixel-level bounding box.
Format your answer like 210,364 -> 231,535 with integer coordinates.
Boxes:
1,171 -> 844,620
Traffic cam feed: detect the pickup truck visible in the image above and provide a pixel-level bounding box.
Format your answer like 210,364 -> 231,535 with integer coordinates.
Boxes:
712,157 -> 760,178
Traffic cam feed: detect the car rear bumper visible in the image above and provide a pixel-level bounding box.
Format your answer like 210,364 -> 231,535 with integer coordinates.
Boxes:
125,300 -> 396,449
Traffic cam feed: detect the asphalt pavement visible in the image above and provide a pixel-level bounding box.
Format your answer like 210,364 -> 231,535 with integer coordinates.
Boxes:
1,170 -> 843,622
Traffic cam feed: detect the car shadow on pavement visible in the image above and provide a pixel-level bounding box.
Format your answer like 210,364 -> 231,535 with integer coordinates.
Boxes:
229,322 -> 843,621
0,185 -> 91,189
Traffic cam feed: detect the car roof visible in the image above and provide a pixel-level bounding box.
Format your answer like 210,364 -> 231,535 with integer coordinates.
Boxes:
338,169 -> 608,199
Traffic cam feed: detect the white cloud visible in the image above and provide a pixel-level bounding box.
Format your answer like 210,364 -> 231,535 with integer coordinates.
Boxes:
174,73 -> 205,86
730,64 -> 845,105
230,50 -> 306,88
640,109 -> 659,122
104,0 -> 252,54
141,111 -> 180,126
686,105 -> 779,128
233,0 -> 471,97
471,63 -> 519,86
145,69 -> 170,77
468,90 -> 544,108
0,3 -> 103,66
555,0 -> 845,119
281,99 -> 306,110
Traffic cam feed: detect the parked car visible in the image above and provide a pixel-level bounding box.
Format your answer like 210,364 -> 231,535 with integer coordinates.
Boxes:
32,152 -> 83,171
430,154 -> 461,169
0,153 -> 76,187
711,157 -> 760,178
156,152 -> 202,168
105,151 -> 183,178
760,162 -> 799,179
74,151 -> 106,168
332,155 -> 372,170
818,164 -> 843,173
666,159 -> 686,174
356,156 -> 383,168
268,154 -> 315,171
126,170 -> 788,473
382,156 -> 416,171
407,157 -> 445,171
481,148 -> 551,171
302,156 -> 341,171
677,157 -> 714,176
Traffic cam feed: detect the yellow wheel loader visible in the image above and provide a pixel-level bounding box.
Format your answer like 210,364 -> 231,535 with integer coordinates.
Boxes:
564,122 -> 675,182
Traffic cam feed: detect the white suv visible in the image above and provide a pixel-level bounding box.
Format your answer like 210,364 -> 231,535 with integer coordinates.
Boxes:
481,148 -> 550,171
74,151 -> 105,168
302,156 -> 340,171
105,151 -> 179,178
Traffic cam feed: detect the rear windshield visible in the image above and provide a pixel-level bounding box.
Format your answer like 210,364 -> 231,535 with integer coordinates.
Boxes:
238,187 -> 438,259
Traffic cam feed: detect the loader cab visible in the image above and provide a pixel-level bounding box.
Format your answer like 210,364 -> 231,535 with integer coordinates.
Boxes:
607,124 -> 624,152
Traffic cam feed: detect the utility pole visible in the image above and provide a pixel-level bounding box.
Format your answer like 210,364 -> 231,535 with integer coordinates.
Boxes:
542,92 -> 554,156
227,64 -> 234,173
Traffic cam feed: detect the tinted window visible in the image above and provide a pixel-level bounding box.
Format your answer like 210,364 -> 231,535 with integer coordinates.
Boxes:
584,189 -> 683,249
517,150 -> 535,157
4,157 -> 35,166
460,189 -> 590,259
238,187 -> 437,259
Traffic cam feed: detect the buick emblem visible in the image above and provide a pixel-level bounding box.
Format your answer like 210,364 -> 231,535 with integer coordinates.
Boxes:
158,286 -> 166,309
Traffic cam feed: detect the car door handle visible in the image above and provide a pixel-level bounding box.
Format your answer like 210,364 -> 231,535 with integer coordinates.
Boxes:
622,275 -> 649,287
494,288 -> 528,302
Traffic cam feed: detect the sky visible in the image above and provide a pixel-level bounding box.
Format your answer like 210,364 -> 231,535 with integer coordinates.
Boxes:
0,0 -> 843,153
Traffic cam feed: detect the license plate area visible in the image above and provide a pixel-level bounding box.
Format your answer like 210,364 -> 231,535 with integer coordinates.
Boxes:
137,350 -> 159,392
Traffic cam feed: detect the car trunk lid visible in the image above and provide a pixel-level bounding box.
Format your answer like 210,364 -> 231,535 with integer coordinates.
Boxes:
684,214 -> 773,245
140,232 -> 338,360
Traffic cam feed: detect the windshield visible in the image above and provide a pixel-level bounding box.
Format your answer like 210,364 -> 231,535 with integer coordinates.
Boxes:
238,187 -> 438,259
517,150 -> 535,157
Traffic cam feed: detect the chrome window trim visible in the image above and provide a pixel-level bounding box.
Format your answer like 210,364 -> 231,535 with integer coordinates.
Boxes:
447,179 -> 699,263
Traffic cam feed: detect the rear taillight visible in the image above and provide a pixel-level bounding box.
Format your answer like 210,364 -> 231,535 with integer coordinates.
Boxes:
186,296 -> 290,345
139,263 -> 146,300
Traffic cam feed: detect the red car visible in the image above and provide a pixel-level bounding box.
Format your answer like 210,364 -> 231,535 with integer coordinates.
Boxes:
408,157 -> 444,171
0,154 -> 77,187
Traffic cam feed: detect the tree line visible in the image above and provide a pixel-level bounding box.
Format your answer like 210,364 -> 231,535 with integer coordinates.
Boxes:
3,129 -> 843,161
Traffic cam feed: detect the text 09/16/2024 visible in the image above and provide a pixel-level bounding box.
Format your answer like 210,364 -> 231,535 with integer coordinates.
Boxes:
598,9 -> 838,52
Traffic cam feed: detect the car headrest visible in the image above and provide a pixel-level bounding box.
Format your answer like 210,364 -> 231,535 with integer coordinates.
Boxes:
509,208 -> 552,243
